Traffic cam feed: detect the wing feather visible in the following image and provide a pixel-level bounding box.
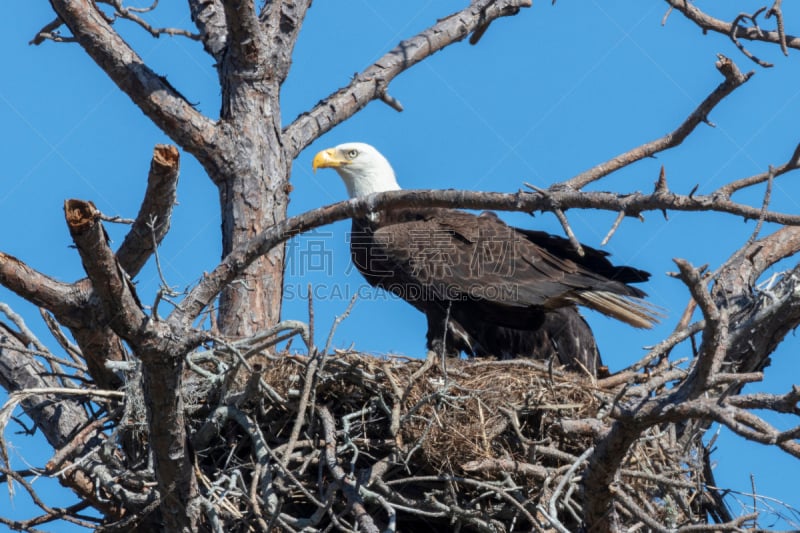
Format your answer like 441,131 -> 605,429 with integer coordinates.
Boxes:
362,209 -> 660,328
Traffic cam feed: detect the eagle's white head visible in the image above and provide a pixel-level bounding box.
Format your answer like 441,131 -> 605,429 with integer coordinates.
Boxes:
312,142 -> 401,198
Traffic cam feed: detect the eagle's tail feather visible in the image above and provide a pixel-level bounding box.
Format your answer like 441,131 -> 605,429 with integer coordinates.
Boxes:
571,290 -> 663,329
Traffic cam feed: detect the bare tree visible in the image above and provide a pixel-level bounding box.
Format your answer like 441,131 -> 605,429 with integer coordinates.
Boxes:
0,2 -> 799,532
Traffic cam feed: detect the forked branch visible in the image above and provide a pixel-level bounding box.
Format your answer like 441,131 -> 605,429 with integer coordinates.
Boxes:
665,0 -> 800,62
282,0 -> 533,158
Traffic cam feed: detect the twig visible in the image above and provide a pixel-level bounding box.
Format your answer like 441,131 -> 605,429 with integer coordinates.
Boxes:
610,484 -> 670,533
29,18 -> 76,44
377,79 -> 404,112
536,504 -> 571,533
211,334 -> 288,404
0,303 -> 47,354
553,207 -> 584,256
323,294 -> 358,357
601,210 -> 626,246
201,497 -> 225,533
730,8 -> 774,67
548,446 -> 593,521
403,351 -> 438,403
676,298 -> 698,332
96,0 -> 201,39
386,475 -> 538,526
318,405 -> 381,533
664,0 -> 800,57
1,387 -> 124,403
626,320 -> 705,373
38,309 -> 85,367
661,6 -> 673,26
97,213 -> 135,224
46,417 -> 110,476
280,353 -> 320,469
715,142 -> 800,197
675,513 -> 760,531
766,0 -> 789,56
0,388 -> 121,477
745,165 -> 775,246
0,471 -> 97,529
149,217 -> 182,320
461,458 -> 549,479
307,283 -> 315,356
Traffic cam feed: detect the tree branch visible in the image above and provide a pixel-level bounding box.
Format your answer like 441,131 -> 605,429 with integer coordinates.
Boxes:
188,0 -> 228,62
45,0 -> 217,161
64,198 -> 203,531
95,0 -> 201,40
657,396 -> 800,459
64,200 -> 146,339
0,252 -> 127,390
716,225 -> 800,292
728,386 -> 800,414
3,145 -> 180,390
116,145 -> 180,277
260,0 -> 313,83
0,321 -> 87,451
673,259 -> 728,393
664,0 -> 800,58
0,253 -> 76,314
560,55 -> 752,190
170,186 -> 800,327
29,17 -> 72,45
282,0 -> 532,159
584,225 -> 800,529
713,226 -> 800,376
318,405 -> 381,533
715,143 -> 800,198
0,319 -> 120,519
221,0 -> 267,72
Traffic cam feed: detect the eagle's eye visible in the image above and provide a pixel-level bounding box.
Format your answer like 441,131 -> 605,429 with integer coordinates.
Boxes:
346,149 -> 359,159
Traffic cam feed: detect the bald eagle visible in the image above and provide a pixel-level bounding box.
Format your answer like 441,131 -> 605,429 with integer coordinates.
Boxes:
312,143 -> 658,375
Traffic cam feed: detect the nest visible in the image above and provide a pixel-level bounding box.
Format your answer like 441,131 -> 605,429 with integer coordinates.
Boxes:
178,350 -> 715,532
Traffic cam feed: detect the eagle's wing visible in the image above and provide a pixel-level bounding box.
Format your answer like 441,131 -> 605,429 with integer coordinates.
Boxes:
370,210 -> 660,329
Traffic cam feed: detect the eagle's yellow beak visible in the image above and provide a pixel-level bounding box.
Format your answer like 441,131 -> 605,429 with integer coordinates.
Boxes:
312,148 -> 345,172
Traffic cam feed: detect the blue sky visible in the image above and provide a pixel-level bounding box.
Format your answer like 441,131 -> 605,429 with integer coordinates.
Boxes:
1,1 -> 799,530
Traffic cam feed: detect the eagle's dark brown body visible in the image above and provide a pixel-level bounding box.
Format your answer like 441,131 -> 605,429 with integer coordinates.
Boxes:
312,142 -> 656,376
350,208 -> 653,375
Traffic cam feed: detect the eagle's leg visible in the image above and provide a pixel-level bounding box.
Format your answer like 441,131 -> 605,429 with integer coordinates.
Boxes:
536,308 -> 602,376
425,308 -> 468,359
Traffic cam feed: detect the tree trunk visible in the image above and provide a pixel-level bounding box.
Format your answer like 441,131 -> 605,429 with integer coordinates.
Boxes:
215,88 -> 289,338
